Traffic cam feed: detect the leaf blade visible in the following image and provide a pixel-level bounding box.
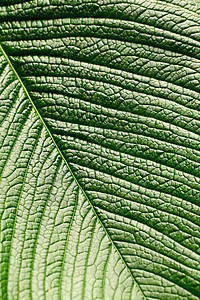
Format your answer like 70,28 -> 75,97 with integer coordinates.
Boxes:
1,0 -> 200,299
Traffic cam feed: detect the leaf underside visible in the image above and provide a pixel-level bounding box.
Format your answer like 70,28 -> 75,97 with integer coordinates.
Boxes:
0,0 -> 200,299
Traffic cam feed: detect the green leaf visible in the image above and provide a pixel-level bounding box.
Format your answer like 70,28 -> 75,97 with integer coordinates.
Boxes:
0,0 -> 200,299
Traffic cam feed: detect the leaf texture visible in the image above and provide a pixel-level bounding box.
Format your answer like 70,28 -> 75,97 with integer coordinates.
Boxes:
0,50 -> 144,300
0,0 -> 200,299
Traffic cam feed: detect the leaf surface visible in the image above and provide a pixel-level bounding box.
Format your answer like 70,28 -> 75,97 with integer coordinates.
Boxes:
0,0 -> 200,299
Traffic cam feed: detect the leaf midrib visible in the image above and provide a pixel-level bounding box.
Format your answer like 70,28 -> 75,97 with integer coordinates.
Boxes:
0,43 -> 147,300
